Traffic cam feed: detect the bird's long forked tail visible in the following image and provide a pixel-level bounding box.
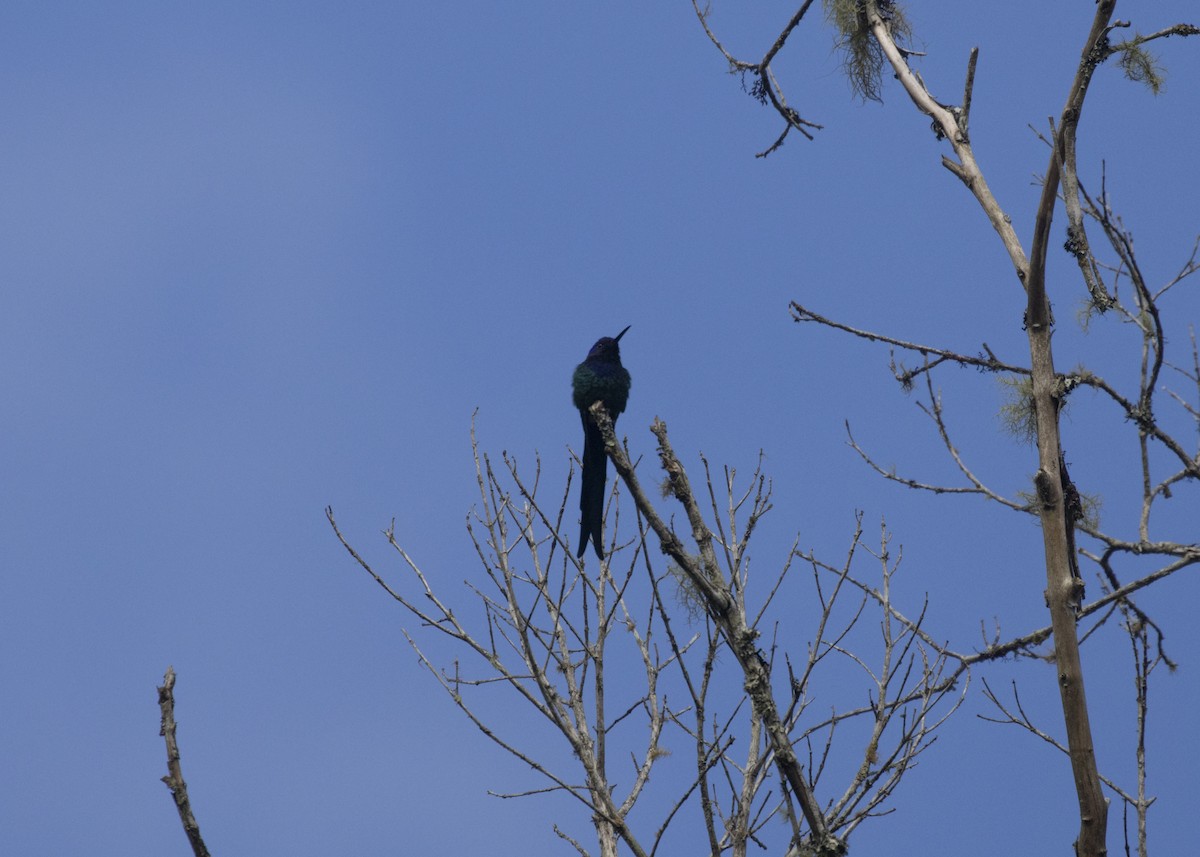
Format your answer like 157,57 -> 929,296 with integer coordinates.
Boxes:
577,413 -> 607,559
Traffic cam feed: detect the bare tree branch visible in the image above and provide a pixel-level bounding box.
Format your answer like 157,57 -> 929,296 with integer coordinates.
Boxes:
157,667 -> 212,857
690,0 -> 824,157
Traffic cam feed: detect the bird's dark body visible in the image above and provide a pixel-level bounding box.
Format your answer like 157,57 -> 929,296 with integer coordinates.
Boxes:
572,326 -> 632,559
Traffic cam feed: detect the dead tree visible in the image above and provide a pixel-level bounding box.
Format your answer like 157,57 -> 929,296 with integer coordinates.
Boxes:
329,414 -> 964,857
689,2 -> 1198,854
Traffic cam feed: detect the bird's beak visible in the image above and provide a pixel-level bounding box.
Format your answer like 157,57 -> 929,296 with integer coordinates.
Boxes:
614,325 -> 631,342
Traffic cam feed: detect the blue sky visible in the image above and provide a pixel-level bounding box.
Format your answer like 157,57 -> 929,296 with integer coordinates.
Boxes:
2,2 -> 1198,854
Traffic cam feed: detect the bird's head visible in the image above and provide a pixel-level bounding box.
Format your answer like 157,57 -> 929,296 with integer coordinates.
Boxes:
586,325 -> 630,363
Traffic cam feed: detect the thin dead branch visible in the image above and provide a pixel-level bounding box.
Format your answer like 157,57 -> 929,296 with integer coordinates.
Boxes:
157,667 -> 212,857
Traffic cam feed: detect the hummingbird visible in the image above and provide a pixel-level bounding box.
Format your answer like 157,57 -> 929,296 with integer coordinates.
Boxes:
572,325 -> 632,559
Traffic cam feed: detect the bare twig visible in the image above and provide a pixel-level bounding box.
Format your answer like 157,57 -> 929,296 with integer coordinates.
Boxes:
690,0 -> 823,157
158,667 -> 212,857
790,302 -> 1027,377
